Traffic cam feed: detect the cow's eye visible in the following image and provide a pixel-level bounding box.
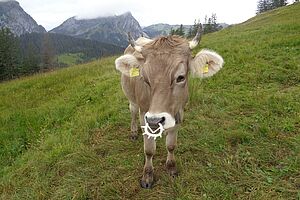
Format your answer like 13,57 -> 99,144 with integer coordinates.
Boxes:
176,75 -> 185,83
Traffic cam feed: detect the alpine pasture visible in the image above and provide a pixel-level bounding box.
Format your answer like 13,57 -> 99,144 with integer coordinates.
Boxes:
0,3 -> 299,199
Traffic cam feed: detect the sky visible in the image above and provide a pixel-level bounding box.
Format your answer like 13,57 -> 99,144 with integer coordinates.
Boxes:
2,0 -> 293,31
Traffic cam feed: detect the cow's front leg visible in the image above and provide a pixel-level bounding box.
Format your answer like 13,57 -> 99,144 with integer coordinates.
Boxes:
140,135 -> 156,189
166,128 -> 178,177
129,102 -> 138,140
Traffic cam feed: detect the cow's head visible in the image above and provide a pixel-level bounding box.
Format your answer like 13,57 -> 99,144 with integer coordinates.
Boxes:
115,25 -> 224,130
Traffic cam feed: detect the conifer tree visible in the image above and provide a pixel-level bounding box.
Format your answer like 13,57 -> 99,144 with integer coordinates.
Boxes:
204,14 -> 220,34
41,33 -> 55,70
257,0 -> 271,13
170,28 -> 175,35
257,0 -> 287,13
192,19 -> 201,37
22,42 -> 39,74
169,24 -> 185,36
0,28 -> 21,81
271,0 -> 288,8
187,26 -> 193,38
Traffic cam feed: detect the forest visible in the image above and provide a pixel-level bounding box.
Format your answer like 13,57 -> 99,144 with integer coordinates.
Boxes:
0,28 -> 123,81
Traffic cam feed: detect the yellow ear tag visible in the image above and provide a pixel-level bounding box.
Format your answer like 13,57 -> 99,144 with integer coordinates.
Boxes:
129,67 -> 140,77
203,64 -> 209,74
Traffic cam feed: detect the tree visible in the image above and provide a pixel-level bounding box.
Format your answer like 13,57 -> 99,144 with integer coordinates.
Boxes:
22,41 -> 39,74
257,0 -> 287,13
176,24 -> 185,36
187,26 -> 193,38
41,33 -> 55,70
0,28 -> 21,81
204,14 -> 221,34
187,19 -> 201,38
169,24 -> 185,36
192,19 -> 201,36
271,0 -> 288,8
257,0 -> 271,13
170,28 -> 175,35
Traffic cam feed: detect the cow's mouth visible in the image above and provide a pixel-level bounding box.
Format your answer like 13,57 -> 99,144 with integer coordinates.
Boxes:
142,123 -> 164,140
147,126 -> 157,132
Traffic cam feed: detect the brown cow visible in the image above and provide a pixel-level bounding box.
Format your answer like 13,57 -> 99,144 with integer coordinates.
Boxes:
115,26 -> 224,188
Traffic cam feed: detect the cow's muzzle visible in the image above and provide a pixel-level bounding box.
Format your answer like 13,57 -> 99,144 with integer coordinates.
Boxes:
145,116 -> 165,129
144,112 -> 176,129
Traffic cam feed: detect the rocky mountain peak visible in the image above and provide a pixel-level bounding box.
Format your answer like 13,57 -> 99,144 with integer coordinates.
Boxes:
50,12 -> 145,47
119,11 -> 133,18
0,0 -> 46,36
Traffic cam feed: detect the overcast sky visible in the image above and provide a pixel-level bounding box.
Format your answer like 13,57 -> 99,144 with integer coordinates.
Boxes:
3,0 -> 293,30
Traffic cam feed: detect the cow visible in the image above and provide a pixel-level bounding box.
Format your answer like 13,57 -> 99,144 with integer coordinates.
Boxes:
115,25 -> 224,188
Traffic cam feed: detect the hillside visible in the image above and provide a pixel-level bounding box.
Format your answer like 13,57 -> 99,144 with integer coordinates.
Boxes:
19,32 -> 124,66
0,3 -> 300,199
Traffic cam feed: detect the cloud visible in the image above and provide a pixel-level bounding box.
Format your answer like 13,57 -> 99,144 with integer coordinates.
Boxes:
18,0 -> 145,30
16,0 -> 294,31
75,1 -> 141,19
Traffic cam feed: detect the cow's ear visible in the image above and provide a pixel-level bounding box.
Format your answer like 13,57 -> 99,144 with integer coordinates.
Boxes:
189,49 -> 224,78
115,54 -> 144,77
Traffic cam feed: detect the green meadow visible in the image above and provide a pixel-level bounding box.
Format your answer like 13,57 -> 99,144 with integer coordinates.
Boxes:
0,3 -> 299,199
56,53 -> 85,66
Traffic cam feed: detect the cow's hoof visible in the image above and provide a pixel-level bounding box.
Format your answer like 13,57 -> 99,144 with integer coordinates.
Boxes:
140,179 -> 153,189
169,169 -> 178,178
166,160 -> 178,178
140,167 -> 154,189
130,133 -> 138,141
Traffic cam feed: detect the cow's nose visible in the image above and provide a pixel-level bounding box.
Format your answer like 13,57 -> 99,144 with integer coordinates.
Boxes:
145,116 -> 165,128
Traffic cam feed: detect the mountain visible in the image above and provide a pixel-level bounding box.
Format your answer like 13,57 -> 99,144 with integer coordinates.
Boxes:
0,0 -> 46,36
50,12 -> 144,47
143,23 -> 229,38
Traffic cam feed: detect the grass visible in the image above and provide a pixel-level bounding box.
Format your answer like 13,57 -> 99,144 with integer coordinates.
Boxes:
56,53 -> 85,66
0,3 -> 300,199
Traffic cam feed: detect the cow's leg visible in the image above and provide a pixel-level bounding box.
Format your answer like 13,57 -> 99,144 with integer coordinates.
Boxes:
139,111 -> 156,189
166,128 -> 178,177
129,102 -> 138,140
141,135 -> 156,189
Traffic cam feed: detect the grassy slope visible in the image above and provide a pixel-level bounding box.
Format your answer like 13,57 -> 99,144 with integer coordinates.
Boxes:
57,53 -> 85,66
0,3 -> 300,199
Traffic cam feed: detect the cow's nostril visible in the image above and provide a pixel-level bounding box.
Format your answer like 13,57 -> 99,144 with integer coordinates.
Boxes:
146,116 -> 163,127
160,117 -> 166,124
146,116 -> 166,128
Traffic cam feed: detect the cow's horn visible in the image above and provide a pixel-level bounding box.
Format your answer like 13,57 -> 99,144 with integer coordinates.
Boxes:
189,24 -> 203,49
128,32 -> 142,52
